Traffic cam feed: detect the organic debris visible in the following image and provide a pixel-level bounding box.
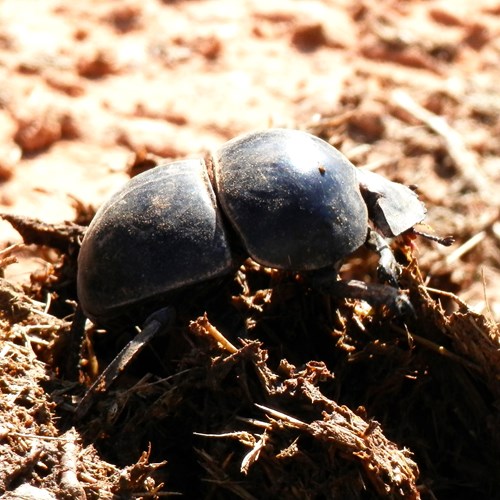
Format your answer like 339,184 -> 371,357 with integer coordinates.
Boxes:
1,224 -> 499,497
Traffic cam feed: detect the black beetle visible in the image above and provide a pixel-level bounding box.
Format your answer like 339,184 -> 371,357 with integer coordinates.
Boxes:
77,128 -> 448,325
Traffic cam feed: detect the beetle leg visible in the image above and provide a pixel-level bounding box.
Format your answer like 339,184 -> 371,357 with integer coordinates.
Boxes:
75,306 -> 175,420
366,228 -> 400,287
323,279 -> 415,317
303,266 -> 414,317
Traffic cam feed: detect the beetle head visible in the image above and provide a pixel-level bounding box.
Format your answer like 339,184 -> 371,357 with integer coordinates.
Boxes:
356,168 -> 427,238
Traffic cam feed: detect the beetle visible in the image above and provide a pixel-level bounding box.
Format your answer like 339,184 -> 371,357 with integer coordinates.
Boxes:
77,128 -> 450,326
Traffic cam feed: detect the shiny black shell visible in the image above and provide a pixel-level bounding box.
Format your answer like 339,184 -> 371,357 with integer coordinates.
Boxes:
77,159 -> 233,323
213,129 -> 368,270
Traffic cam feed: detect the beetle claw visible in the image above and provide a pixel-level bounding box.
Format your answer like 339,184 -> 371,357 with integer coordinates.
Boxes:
377,261 -> 400,288
391,292 -> 416,318
366,229 -> 400,287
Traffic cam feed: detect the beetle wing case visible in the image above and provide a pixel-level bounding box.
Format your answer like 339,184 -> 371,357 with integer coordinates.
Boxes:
356,168 -> 427,237
77,159 -> 234,323
212,129 -> 369,271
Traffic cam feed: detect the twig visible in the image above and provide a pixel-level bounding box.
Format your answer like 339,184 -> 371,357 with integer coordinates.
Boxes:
189,313 -> 238,353
59,428 -> 86,499
0,243 -> 23,268
131,492 -> 182,497
240,431 -> 268,475
445,231 -> 486,264
254,404 -> 307,428
4,442 -> 42,491
445,209 -> 499,264
392,90 -> 485,192
405,329 -> 481,372
423,286 -> 470,309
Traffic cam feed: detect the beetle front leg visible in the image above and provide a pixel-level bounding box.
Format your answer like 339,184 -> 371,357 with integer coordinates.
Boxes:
323,279 -> 415,317
305,266 -> 414,317
366,228 -> 400,287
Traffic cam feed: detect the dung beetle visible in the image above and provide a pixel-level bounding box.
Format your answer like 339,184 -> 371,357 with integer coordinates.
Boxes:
77,128 -> 449,326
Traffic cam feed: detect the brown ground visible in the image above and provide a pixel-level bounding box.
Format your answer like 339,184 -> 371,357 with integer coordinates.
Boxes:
0,1 -> 499,499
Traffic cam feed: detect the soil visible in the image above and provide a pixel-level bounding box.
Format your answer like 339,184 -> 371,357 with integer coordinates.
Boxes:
0,1 -> 499,499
